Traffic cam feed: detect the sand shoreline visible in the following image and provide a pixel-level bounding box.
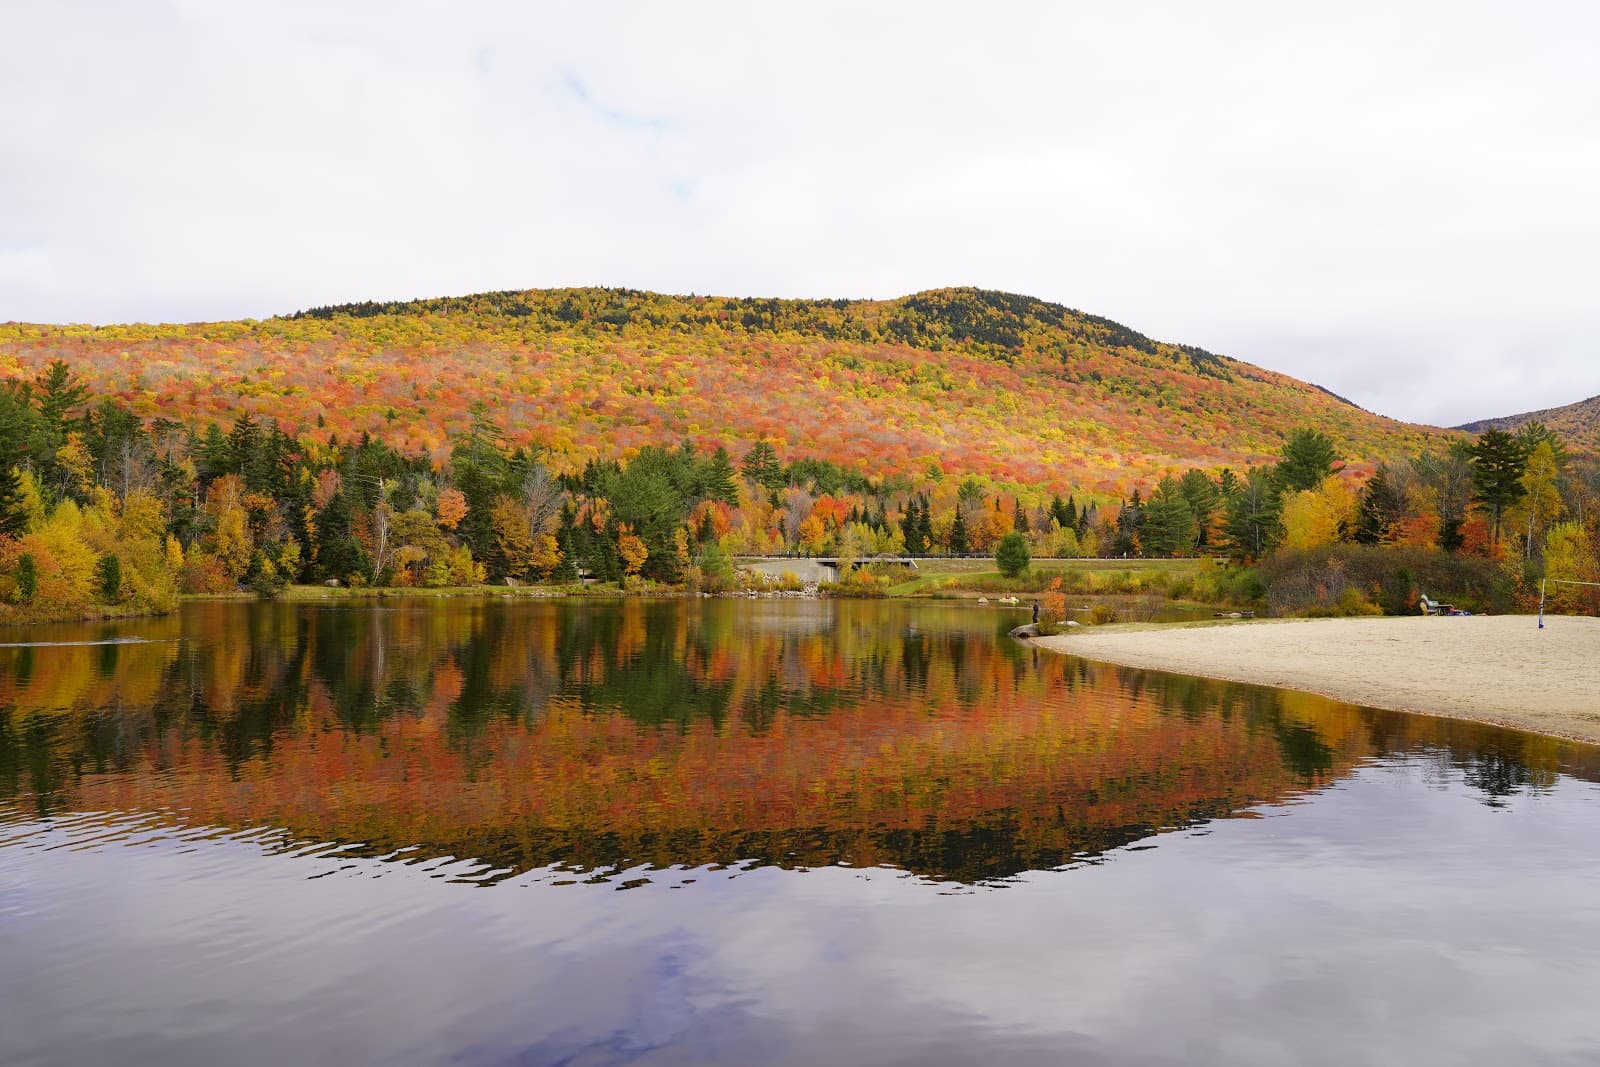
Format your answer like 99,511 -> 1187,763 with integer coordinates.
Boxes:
1035,615 -> 1600,746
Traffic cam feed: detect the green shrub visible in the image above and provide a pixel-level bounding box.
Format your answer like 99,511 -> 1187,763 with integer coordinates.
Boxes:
995,532 -> 1031,578
15,553 -> 36,602
696,542 -> 736,593
97,553 -> 122,601
1260,545 -> 1512,617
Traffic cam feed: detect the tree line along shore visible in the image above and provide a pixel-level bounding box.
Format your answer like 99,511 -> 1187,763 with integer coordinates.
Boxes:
2,359 -> 1597,626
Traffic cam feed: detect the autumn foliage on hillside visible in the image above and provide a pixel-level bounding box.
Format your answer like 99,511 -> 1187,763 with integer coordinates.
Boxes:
0,287 -> 1443,496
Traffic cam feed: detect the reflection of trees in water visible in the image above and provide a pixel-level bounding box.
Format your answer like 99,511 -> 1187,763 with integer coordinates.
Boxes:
0,600 -> 1594,882
1462,750 -> 1545,803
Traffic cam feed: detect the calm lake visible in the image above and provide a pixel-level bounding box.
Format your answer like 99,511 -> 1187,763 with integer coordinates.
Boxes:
3,598 -> 1600,1066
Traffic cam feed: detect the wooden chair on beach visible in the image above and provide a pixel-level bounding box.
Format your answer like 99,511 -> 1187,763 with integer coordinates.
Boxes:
1418,593 -> 1457,616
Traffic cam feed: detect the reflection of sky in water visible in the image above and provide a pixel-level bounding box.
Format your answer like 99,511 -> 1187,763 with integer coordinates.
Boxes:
5,762 -> 1600,1066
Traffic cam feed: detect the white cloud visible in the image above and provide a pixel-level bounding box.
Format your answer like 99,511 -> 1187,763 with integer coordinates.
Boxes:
3,0 -> 1598,426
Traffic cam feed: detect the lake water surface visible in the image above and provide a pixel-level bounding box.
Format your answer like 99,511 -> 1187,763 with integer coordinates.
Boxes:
3,598 -> 1600,1065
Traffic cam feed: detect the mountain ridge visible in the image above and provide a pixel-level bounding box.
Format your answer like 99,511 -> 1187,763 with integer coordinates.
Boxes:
0,285 -> 1444,496
1456,393 -> 1600,451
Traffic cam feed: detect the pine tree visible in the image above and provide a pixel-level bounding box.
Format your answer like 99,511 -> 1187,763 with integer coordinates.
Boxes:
1275,428 -> 1340,493
197,422 -> 233,479
1050,494 -> 1073,530
36,359 -> 88,431
1353,463 -> 1399,544
899,498 -> 919,549
552,528 -> 579,582
706,446 -> 739,506
1113,492 -> 1144,556
0,465 -> 26,537
949,508 -> 970,555
995,531 -> 1031,577
1141,476 -> 1198,557
741,440 -> 784,490
226,413 -> 260,476
1468,429 -> 1529,549
1222,468 -> 1284,561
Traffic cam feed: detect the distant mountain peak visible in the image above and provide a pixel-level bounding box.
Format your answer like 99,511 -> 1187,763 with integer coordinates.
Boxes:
1456,393 -> 1600,451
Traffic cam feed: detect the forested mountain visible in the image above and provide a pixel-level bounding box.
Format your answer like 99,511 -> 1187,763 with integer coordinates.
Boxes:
1458,394 -> 1600,453
1,287 -> 1442,496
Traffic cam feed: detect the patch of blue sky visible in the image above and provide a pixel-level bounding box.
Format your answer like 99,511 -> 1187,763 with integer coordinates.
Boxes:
561,71 -> 672,135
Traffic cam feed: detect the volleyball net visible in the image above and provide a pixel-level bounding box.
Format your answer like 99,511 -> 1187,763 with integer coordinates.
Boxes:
1537,578 -> 1600,628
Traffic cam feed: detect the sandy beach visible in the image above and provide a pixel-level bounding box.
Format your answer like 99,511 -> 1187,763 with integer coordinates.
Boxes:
1035,615 -> 1600,745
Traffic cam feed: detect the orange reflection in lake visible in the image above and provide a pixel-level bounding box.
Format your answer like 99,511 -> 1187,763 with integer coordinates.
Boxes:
2,600 -> 1592,882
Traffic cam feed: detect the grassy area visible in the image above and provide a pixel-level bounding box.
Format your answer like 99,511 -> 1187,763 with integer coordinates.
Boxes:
907,557 -> 1218,577
0,601 -> 181,628
879,557 -> 1261,607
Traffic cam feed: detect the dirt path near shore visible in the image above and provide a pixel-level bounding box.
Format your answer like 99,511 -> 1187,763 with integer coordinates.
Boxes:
1034,615 -> 1600,745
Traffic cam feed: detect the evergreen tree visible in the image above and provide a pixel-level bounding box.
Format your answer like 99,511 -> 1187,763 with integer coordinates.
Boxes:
1013,499 -> 1030,534
1177,469 -> 1221,547
1468,429 -> 1529,549
0,465 -> 26,538
1353,463 -> 1400,544
605,446 -> 686,581
949,508 -> 970,555
30,359 -> 87,479
226,413 -> 261,477
741,440 -> 785,490
97,553 -> 123,600
197,422 -> 233,479
1050,494 -> 1073,530
1223,468 -> 1284,561
995,531 -> 1031,577
313,491 -> 368,581
706,445 -> 739,506
552,527 -> 579,582
450,406 -> 513,565
15,553 -> 37,601
0,385 -> 35,536
1275,428 -> 1340,493
899,498 -> 921,552
1142,476 -> 1198,556
1113,491 -> 1143,556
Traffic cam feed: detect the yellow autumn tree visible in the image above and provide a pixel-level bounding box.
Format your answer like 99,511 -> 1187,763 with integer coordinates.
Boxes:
618,532 -> 648,577
1512,441 -> 1563,560
797,514 -> 829,555
490,496 -> 535,579
204,475 -> 253,581
21,500 -> 100,610
1281,475 -> 1358,549
1542,522 -> 1599,613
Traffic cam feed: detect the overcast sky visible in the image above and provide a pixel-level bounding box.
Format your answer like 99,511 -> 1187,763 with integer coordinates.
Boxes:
3,2 -> 1597,427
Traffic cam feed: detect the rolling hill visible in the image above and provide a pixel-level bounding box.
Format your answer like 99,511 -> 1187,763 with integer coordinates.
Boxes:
0,287 -> 1446,495
1457,394 -> 1600,453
